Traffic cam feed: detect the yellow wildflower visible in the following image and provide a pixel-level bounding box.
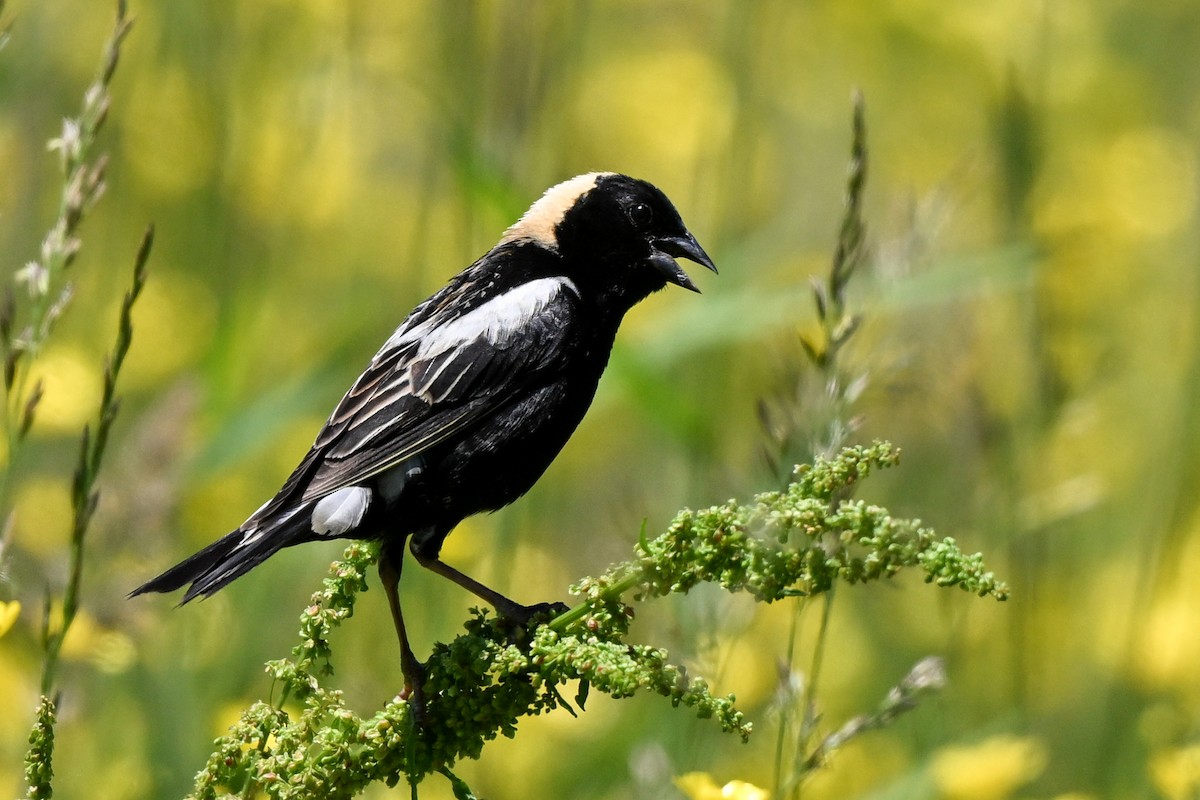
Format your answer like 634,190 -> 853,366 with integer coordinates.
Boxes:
674,772 -> 769,800
930,735 -> 1047,800
1151,744 -> 1200,800
0,600 -> 19,637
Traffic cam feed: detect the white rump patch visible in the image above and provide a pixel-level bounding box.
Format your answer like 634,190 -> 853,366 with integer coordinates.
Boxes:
311,486 -> 371,536
499,172 -> 612,250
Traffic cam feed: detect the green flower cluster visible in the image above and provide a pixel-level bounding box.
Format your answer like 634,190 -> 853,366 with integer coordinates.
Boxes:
578,440 -> 1008,604
23,695 -> 56,800
191,441 -> 1007,799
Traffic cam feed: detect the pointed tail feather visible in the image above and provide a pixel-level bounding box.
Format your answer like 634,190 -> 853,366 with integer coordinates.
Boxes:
130,509 -> 308,603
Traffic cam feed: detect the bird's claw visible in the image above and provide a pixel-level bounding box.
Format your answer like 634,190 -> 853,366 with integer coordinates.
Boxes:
519,600 -> 570,622
401,660 -> 428,726
496,600 -> 568,645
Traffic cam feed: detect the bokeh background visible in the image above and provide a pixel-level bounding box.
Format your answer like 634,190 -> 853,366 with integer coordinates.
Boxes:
3,1 -> 1200,798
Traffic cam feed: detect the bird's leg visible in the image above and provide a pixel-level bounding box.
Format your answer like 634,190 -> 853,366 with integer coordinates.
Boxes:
379,542 -> 426,722
408,535 -> 567,627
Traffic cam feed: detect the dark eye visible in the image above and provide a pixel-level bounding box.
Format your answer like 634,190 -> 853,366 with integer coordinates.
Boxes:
628,202 -> 653,229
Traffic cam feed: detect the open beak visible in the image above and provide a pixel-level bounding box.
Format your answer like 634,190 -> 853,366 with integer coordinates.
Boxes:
646,233 -> 718,293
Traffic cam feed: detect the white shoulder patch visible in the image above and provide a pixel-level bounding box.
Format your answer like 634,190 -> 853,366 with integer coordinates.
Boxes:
498,172 -> 613,251
311,486 -> 371,536
388,277 -> 576,361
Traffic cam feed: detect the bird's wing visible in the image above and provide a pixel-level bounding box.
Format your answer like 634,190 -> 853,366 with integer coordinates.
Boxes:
288,275 -> 580,505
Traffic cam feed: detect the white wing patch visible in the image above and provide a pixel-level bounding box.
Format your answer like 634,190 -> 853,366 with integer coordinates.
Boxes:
311,486 -> 371,536
385,276 -> 577,359
423,277 -> 576,354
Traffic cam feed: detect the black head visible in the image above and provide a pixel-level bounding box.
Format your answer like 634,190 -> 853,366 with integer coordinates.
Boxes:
500,173 -> 717,306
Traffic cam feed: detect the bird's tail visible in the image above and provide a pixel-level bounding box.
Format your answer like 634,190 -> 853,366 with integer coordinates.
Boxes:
130,509 -> 308,604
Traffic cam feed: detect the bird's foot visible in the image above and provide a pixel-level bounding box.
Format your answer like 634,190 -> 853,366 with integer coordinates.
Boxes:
503,600 -> 570,626
496,600 -> 569,645
400,660 -> 428,726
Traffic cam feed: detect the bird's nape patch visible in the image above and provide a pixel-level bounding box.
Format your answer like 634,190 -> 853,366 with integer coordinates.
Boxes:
499,173 -> 612,251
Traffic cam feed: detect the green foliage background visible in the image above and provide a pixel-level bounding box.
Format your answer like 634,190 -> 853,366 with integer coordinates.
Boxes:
2,1 -> 1198,798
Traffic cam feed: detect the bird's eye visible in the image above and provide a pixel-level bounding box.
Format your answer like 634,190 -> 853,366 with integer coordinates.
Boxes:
628,202 -> 653,229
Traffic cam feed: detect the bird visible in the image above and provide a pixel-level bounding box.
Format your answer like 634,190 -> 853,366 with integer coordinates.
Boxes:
131,172 -> 716,714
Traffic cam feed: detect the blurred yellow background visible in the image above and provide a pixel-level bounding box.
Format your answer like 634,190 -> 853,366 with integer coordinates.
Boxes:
3,1 -> 1199,798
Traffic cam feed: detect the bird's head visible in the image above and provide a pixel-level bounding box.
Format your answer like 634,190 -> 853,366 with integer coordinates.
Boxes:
500,172 -> 717,306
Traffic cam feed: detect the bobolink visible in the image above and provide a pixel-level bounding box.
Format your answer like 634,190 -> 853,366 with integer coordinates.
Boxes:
132,172 -> 716,711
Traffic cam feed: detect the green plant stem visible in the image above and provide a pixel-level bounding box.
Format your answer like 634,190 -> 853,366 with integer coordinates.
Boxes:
39,224 -> 151,694
13,8 -> 142,800
792,588 -> 835,799
772,598 -> 804,799
767,91 -> 871,798
547,571 -> 641,632
1,3 -> 132,512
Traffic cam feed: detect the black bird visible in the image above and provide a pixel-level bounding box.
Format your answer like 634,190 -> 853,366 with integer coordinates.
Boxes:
132,172 -> 716,710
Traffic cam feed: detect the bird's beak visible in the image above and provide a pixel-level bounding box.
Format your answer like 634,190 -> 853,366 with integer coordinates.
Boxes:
646,233 -> 718,294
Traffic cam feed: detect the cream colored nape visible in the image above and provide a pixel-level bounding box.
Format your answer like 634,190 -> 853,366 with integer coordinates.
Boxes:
499,172 -> 615,251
